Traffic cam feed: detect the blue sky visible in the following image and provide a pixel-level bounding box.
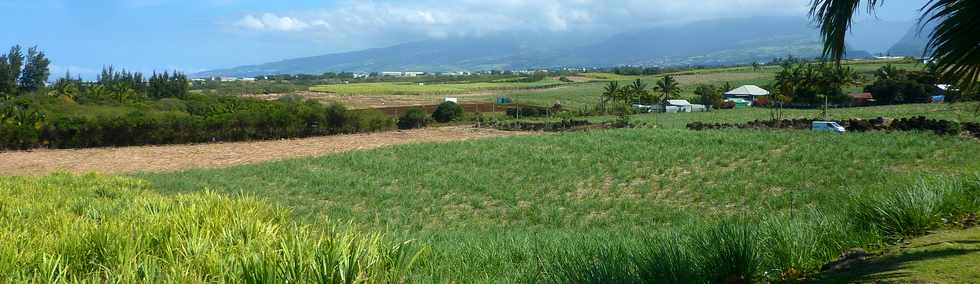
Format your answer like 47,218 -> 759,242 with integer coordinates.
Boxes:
0,0 -> 923,78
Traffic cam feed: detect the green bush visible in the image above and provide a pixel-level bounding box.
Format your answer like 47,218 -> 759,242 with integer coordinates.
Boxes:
351,109 -> 395,133
398,108 -> 429,129
432,101 -> 463,123
505,105 -> 551,118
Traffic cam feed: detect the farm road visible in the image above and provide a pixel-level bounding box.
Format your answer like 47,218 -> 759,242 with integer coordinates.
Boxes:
0,127 -> 533,176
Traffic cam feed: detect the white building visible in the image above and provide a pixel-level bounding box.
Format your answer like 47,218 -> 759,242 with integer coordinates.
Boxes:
380,71 -> 426,77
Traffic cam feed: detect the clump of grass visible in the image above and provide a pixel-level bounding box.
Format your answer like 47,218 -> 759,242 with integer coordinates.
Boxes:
633,232 -> 700,284
536,238 -> 637,284
0,173 -> 425,283
694,220 -> 762,284
850,177 -> 980,240
757,210 -> 876,280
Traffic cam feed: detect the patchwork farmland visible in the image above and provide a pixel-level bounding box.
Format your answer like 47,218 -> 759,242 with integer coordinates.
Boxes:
1,51 -> 979,283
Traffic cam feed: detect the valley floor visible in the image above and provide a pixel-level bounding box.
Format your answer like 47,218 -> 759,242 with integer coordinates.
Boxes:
0,126 -> 532,175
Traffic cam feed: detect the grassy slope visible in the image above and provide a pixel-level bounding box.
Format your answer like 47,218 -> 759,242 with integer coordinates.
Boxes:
816,227 -> 980,283
138,126 -> 980,281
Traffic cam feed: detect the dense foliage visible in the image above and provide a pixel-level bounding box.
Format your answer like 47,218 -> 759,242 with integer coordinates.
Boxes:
397,108 -> 429,129
810,0 -> 979,90
0,47 -> 395,150
862,64 -> 954,105
431,101 -> 464,123
505,105 -> 552,118
772,62 -> 861,105
0,93 -> 393,150
0,45 -> 50,97
694,84 -> 724,109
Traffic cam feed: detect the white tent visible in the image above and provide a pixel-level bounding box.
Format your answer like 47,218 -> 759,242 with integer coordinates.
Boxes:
725,85 -> 770,97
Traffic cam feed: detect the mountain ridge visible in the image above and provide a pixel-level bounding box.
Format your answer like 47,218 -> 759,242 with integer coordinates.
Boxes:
197,16 -> 892,78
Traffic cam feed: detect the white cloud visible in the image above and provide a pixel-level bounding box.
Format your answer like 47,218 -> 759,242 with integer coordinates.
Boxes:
232,0 -> 812,46
237,13 -> 309,32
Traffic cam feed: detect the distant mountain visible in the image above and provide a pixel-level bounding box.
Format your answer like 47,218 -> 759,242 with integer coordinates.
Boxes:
197,17 -> 878,78
848,19 -> 914,54
887,21 -> 937,57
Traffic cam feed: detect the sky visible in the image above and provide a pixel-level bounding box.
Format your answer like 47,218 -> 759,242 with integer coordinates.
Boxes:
0,0 -> 924,78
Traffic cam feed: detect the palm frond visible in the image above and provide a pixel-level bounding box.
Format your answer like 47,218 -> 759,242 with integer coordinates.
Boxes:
810,0 -> 882,61
922,0 -> 980,88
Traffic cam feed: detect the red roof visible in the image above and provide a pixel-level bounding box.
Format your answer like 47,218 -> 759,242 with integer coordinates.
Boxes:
848,93 -> 874,99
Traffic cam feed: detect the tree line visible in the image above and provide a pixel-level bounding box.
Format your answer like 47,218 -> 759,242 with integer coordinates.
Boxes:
0,45 -> 50,98
0,45 -> 397,150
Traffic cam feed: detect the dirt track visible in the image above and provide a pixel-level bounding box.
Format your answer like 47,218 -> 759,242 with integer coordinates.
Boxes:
0,127 -> 533,176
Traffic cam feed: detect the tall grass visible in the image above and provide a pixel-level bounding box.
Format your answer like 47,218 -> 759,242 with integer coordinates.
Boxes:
851,177 -> 980,240
141,127 -> 980,282
0,174 -> 425,282
536,176 -> 980,283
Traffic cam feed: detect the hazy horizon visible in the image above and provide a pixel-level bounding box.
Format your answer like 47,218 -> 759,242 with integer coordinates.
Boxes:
1,0 -> 924,78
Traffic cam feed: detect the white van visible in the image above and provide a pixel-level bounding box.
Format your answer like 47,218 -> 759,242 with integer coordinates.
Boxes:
812,121 -> 846,134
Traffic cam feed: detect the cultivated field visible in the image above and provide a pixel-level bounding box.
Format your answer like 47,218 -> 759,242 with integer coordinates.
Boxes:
2,60 -> 977,282
309,78 -> 567,96
138,119 -> 980,281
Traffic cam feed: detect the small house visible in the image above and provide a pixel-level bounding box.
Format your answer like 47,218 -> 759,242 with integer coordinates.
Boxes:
847,93 -> 874,106
724,85 -> 770,105
666,100 -> 707,112
724,98 -> 752,109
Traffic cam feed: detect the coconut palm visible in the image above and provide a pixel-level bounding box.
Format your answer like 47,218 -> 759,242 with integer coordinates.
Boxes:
628,79 -> 651,104
810,0 -> 980,88
601,81 -> 620,105
655,75 -> 681,104
876,64 -> 900,81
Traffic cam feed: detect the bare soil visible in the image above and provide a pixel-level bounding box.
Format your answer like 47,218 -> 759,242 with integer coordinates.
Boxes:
0,127 -> 534,176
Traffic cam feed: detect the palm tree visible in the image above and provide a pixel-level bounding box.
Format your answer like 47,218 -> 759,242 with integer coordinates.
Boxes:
810,0 -> 979,88
655,75 -> 681,104
876,64 -> 899,81
601,81 -> 620,106
628,79 -> 651,104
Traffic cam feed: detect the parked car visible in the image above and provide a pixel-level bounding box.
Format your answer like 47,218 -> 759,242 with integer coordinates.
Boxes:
812,121 -> 846,134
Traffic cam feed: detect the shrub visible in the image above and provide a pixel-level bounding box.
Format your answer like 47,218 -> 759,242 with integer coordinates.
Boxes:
432,101 -> 463,123
506,105 -> 551,118
351,109 -> 395,132
398,108 -> 429,130
867,79 -> 931,105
